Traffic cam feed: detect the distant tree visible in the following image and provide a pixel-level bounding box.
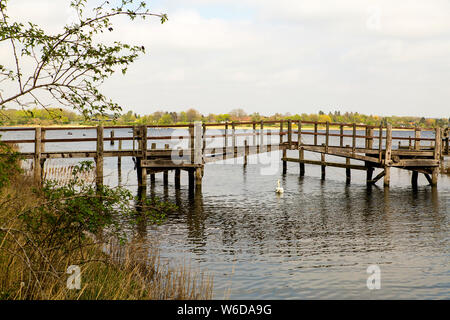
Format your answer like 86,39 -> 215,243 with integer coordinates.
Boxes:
229,108 -> 247,120
158,113 -> 173,125
318,114 -> 332,123
178,111 -> 188,123
216,114 -> 231,122
186,108 -> 201,122
250,112 -> 261,122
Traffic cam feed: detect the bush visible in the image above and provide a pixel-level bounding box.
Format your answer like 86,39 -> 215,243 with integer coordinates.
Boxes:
0,161 -> 212,299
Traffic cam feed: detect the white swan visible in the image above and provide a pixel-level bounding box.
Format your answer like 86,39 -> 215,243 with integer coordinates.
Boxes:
275,179 -> 284,194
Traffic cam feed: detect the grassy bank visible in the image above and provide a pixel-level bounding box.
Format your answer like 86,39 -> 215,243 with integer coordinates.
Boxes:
0,171 -> 212,300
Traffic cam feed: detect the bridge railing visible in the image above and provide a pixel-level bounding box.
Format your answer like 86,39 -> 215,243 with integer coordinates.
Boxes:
0,120 -> 448,184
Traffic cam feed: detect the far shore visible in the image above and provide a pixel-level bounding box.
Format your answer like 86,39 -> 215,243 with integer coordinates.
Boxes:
0,123 -> 434,132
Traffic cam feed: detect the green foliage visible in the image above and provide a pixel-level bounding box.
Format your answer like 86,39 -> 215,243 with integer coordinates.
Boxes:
0,0 -> 167,119
0,140 -> 22,189
18,160 -> 175,250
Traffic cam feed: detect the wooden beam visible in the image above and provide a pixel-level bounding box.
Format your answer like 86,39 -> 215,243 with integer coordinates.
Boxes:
369,170 -> 386,184
96,125 -> 104,188
34,127 -> 42,185
282,157 -> 368,170
384,124 -> 392,187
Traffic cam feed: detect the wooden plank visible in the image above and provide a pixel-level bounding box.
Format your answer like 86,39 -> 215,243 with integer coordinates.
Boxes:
282,157 -> 368,170
141,159 -> 202,168
391,159 -> 439,167
301,145 -> 381,163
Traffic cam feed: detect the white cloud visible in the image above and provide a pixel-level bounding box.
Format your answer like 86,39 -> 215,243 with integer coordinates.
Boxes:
1,0 -> 450,117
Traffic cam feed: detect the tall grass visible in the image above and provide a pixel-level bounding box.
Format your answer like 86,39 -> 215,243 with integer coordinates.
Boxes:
0,173 -> 213,300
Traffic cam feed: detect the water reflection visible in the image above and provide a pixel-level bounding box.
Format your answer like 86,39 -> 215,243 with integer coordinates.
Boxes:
147,162 -> 448,299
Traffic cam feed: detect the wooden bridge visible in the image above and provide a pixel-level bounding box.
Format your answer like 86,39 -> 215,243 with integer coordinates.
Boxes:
0,121 -> 448,193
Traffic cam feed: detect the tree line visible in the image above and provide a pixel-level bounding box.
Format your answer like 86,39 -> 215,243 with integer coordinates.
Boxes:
1,107 -> 448,128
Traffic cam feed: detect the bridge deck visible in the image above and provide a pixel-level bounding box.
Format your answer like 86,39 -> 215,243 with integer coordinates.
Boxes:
0,120 -> 448,190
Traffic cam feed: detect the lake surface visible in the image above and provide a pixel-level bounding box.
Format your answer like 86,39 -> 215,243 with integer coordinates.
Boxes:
2,127 -> 449,299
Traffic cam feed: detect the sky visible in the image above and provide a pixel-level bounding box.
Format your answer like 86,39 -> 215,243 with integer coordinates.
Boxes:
2,0 -> 450,118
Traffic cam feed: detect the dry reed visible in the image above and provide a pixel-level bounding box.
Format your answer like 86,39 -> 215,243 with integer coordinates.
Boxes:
0,174 -> 213,300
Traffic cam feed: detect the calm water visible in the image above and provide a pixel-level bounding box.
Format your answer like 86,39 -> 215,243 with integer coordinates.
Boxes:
1,127 -> 449,299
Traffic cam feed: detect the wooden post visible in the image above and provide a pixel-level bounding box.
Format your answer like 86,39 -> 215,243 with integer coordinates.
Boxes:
314,123 -> 318,146
412,171 -> 418,188
202,123 -> 206,155
321,143 -> 326,180
414,128 -> 421,151
224,122 -> 228,160
175,169 -> 181,189
110,130 -> 115,145
194,121 -> 203,188
378,124 -> 383,163
366,164 -> 374,185
140,125 -> 147,189
298,120 -> 302,147
232,121 -> 236,158
384,124 -> 392,187
96,125 -> 104,188
299,147 -> 305,176
352,123 -> 356,154
339,124 -> 344,148
325,121 -> 329,153
282,146 -> 287,174
189,124 -> 195,164
287,119 -> 292,148
367,127 -> 374,150
118,139 -> 122,168
260,121 -> 264,153
244,140 -> 248,166
39,128 -> 46,176
279,120 -> 284,144
118,139 -> 122,185
163,144 -> 169,187
345,144 -> 351,184
150,143 -> 156,183
445,128 -> 449,155
188,169 -> 194,190
366,129 -> 374,184
252,122 -> 257,147
432,127 -> 441,186
34,127 -> 42,185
